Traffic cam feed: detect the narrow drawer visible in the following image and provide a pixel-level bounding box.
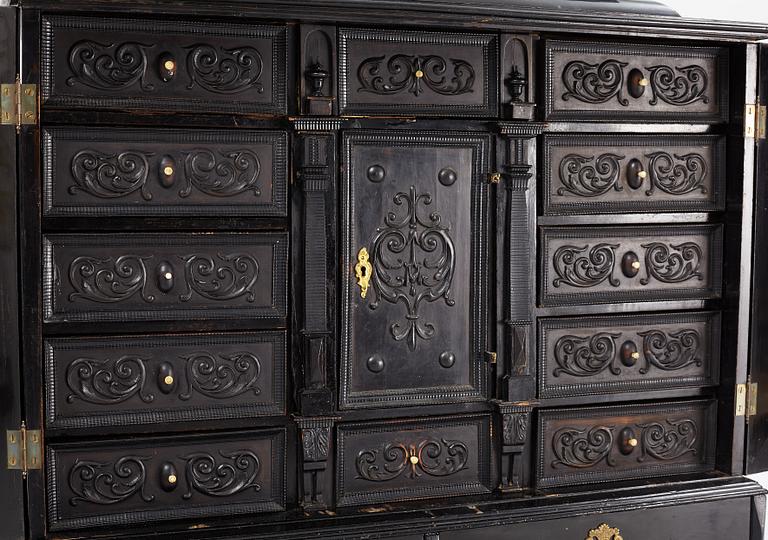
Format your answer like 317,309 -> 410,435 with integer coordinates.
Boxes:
43,127 -> 288,217
339,27 -> 498,116
41,16 -> 287,114
47,429 -> 286,530
544,40 -> 728,122
538,311 -> 720,399
540,224 -> 722,306
536,400 -> 716,488
542,134 -> 725,215
336,414 -> 492,507
45,332 -> 286,430
43,233 -> 287,323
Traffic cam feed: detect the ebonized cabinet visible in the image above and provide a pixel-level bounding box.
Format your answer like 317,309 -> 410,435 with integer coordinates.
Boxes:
2,0 -> 768,539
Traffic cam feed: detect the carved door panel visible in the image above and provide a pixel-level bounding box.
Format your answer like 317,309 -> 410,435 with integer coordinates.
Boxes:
340,131 -> 490,409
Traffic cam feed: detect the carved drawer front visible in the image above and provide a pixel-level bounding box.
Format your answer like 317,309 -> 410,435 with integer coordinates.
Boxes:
41,15 -> 287,114
340,131 -> 491,409
538,311 -> 720,399
43,127 -> 288,217
336,414 -> 492,507
339,28 -> 498,116
542,134 -> 725,215
45,332 -> 286,430
544,40 -> 728,122
46,429 -> 286,530
540,224 -> 723,306
43,233 -> 287,323
536,400 -> 716,488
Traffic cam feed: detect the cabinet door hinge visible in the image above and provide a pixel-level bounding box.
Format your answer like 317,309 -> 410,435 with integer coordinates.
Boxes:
1,75 -> 38,132
6,422 -> 42,478
745,104 -> 767,140
736,380 -> 758,421
485,351 -> 497,364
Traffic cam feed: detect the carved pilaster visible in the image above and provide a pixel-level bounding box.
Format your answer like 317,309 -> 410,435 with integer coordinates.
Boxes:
296,416 -> 339,509
493,401 -> 533,491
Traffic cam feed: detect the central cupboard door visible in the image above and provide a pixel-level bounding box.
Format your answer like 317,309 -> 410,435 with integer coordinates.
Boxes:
340,131 -> 491,409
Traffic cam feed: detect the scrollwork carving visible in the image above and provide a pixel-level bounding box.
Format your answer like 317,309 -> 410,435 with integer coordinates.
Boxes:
647,64 -> 709,106
185,45 -> 265,95
357,54 -> 475,97
637,329 -> 702,373
181,149 -> 262,198
182,450 -> 261,498
552,243 -> 619,289
557,153 -> 625,197
561,59 -> 628,105
66,356 -> 154,405
355,438 -> 468,482
70,150 -> 153,200
645,151 -> 708,196
179,252 -> 260,302
552,332 -> 622,378
68,455 -> 154,506
67,40 -> 154,91
636,418 -> 698,462
178,351 -> 261,400
68,255 -> 155,304
640,242 -> 703,285
551,426 -> 615,469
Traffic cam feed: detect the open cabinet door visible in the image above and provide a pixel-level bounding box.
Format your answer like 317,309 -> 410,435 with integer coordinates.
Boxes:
0,5 -> 27,539
747,41 -> 768,474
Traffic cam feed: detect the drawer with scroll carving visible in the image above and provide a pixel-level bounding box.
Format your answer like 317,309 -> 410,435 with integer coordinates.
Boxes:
41,15 -> 287,114
338,27 -> 498,116
336,414 -> 492,507
45,332 -> 286,430
43,233 -> 287,323
46,429 -> 286,530
543,40 -> 728,122
536,400 -> 716,488
43,127 -> 288,217
542,134 -> 726,215
538,311 -> 720,399
540,224 -> 723,306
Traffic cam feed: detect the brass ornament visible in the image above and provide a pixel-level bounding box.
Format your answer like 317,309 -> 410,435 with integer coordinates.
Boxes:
586,523 -> 623,540
355,247 -> 372,299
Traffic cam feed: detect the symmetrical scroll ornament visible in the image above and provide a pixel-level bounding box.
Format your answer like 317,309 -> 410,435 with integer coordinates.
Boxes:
640,242 -> 703,285
357,54 -> 475,97
181,149 -> 262,198
185,45 -> 265,94
68,456 -> 154,506
369,186 -> 456,351
182,450 -> 261,498
636,418 -> 698,462
552,333 -> 622,378
180,252 -> 259,302
503,413 -> 529,445
646,64 -> 709,106
67,40 -> 154,91
557,153 -> 625,197
552,243 -> 619,289
645,151 -> 708,196
561,59 -> 628,105
70,150 -> 153,200
356,438 -> 469,482
66,356 -> 154,405
301,427 -> 330,462
551,426 -> 615,469
68,255 -> 155,303
178,352 -> 261,400
637,329 -> 702,373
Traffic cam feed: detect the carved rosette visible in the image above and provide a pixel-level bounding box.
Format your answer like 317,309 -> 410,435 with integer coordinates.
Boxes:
561,59 -> 628,105
179,352 -> 261,400
356,438 -> 469,482
65,356 -> 154,405
645,151 -> 708,196
181,450 -> 261,499
553,332 -> 622,377
70,150 -> 153,200
557,153 -> 625,197
185,45 -> 265,94
552,243 -> 619,289
180,252 -> 260,302
551,426 -> 615,469
637,418 -> 698,462
68,255 -> 155,304
181,149 -> 262,198
640,242 -> 703,285
637,329 -> 702,373
67,40 -> 154,91
68,455 -> 154,506
357,54 -> 475,97
647,64 -> 709,106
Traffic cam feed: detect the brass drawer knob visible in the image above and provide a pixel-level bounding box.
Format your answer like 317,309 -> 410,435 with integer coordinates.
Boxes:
586,523 -> 623,540
163,165 -> 174,176
415,69 -> 424,79
638,78 -> 649,87
164,375 -> 174,386
164,60 -> 176,72
167,473 -> 177,484
409,455 -> 419,465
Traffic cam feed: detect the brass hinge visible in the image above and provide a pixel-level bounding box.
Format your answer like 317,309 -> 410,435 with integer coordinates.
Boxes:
6,422 -> 42,478
736,380 -> 758,421
489,172 -> 501,184
745,104 -> 767,140
1,76 -> 38,132
485,351 -> 497,364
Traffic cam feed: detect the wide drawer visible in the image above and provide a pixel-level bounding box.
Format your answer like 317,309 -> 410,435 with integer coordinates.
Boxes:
338,28 -> 498,116
538,311 -> 720,399
47,429 -> 286,530
543,40 -> 728,122
43,233 -> 288,323
45,331 -> 286,430
336,414 -> 492,507
540,224 -> 723,306
541,134 -> 725,215
41,16 -> 287,114
536,400 -> 716,488
43,127 -> 288,217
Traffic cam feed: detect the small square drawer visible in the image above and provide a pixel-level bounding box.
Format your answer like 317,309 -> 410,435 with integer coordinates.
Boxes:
43,233 -> 287,323
538,311 -> 720,399
41,16 -> 287,114
339,27 -> 498,117
43,127 -> 288,217
45,332 -> 286,430
541,134 -> 725,215
540,224 -> 722,306
536,400 -> 716,488
544,40 -> 728,122
336,414 -> 492,507
47,429 -> 286,530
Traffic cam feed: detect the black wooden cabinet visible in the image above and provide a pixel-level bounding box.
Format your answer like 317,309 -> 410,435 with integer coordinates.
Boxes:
2,1 -> 768,539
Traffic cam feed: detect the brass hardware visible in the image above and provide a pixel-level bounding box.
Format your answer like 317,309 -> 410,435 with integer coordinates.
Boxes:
1,76 -> 37,131
164,375 -> 174,386
638,78 -> 649,87
631,351 -> 640,360
7,422 -> 42,477
415,70 -> 424,78
746,104 -> 767,140
355,247 -> 372,299
586,523 -> 622,540
631,261 -> 641,269
409,455 -> 419,465
736,380 -> 758,421
163,272 -> 173,280
167,474 -> 177,484
489,172 -> 501,184
627,437 -> 638,447
759,105 -> 767,140
637,170 -> 647,179
486,351 -> 497,364
163,165 -> 174,176
164,60 -> 176,71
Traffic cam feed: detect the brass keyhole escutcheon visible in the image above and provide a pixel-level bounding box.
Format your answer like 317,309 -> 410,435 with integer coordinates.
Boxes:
355,247 -> 372,299
586,523 -> 623,540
